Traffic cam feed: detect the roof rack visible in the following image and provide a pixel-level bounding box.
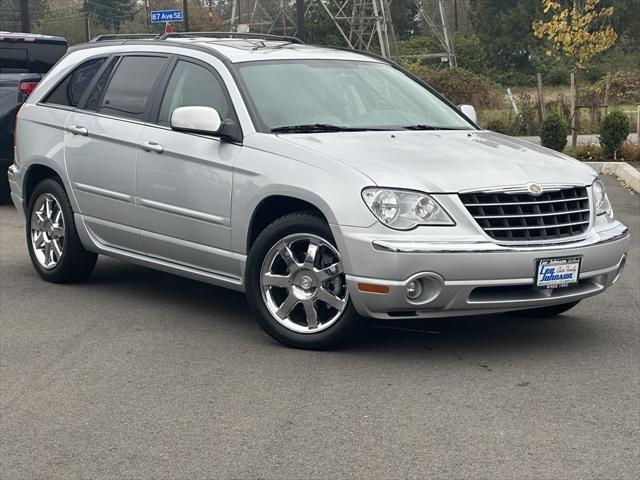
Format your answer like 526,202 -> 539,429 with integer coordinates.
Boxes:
91,34 -> 159,42
159,31 -> 304,44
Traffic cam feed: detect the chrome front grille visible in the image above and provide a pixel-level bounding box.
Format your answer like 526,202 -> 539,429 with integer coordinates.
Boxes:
460,186 -> 590,241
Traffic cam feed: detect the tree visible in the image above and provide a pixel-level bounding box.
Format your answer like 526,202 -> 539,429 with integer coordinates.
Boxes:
469,0 -> 542,72
0,0 -> 48,30
305,0 -> 347,47
147,0 -> 222,33
390,0 -> 419,40
532,0 -> 617,71
88,0 -> 138,31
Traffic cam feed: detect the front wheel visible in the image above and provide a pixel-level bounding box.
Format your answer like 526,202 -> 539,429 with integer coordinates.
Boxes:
245,212 -> 361,349
517,301 -> 581,318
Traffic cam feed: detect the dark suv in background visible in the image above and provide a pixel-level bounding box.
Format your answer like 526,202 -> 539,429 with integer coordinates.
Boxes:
1,32 -> 67,200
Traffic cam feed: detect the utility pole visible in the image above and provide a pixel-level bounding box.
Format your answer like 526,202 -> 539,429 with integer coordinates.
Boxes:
183,0 -> 190,32
19,0 -> 30,33
83,0 -> 91,42
296,0 -> 305,42
454,0 -> 458,32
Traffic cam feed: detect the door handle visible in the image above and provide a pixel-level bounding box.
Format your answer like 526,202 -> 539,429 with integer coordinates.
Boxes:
140,141 -> 164,154
67,125 -> 88,136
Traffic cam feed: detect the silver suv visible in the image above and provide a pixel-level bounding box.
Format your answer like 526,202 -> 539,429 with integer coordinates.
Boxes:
8,34 -> 629,349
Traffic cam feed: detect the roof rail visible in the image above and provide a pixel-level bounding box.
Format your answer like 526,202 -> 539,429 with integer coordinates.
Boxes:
159,31 -> 304,44
91,34 -> 159,42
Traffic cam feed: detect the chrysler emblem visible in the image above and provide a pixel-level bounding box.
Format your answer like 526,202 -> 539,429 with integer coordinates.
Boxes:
528,183 -> 543,195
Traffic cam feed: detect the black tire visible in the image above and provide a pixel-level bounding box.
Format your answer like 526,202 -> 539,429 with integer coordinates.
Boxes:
0,167 -> 10,204
26,177 -> 98,283
245,212 -> 361,350
517,300 -> 581,318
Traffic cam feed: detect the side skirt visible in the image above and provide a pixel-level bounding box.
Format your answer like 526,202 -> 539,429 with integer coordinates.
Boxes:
75,213 -> 246,292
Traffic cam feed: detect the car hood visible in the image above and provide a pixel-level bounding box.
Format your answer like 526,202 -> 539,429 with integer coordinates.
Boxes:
278,130 -> 596,193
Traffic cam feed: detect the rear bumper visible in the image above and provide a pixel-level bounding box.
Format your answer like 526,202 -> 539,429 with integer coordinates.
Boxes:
7,162 -> 24,214
339,222 -> 629,319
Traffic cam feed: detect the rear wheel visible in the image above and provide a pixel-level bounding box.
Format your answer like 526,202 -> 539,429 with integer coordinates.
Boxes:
245,212 -> 361,349
518,301 -> 581,318
26,178 -> 98,283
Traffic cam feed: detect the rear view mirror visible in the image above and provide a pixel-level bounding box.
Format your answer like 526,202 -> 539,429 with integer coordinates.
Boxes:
170,106 -> 222,136
459,104 -> 477,124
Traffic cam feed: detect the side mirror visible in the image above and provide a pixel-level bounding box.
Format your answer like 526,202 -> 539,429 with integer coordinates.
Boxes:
170,106 -> 222,136
459,104 -> 477,124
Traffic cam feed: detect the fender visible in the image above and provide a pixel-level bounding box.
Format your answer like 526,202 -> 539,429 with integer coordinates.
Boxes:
22,156 -> 79,213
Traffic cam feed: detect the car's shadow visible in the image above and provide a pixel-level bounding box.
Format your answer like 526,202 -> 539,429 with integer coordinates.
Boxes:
86,256 -> 590,357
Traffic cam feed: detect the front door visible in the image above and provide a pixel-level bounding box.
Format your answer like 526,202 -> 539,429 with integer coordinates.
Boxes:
136,58 -> 242,276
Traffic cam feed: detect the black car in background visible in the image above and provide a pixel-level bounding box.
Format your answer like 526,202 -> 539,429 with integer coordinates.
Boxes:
1,32 -> 67,200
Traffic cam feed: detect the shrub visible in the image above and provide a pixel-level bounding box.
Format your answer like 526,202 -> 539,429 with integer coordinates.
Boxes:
540,113 -> 568,152
619,141 -> 640,162
453,34 -> 490,76
594,70 -> 640,105
544,95 -> 571,126
481,111 -> 526,136
599,111 -> 630,159
564,142 -> 606,161
396,36 -> 441,59
515,92 -> 540,136
403,64 -> 503,110
485,118 -> 511,134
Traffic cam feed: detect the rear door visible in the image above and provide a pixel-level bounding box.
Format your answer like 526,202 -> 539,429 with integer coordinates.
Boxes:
136,56 -> 242,275
65,54 -> 169,253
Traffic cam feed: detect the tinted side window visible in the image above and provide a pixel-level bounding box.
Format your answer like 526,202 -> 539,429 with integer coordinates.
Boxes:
84,58 -> 117,111
158,60 -> 230,126
100,56 -> 167,121
45,57 -> 106,107
0,47 -> 28,73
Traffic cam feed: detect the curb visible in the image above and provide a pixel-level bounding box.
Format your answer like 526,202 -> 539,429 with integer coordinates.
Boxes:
585,161 -> 640,193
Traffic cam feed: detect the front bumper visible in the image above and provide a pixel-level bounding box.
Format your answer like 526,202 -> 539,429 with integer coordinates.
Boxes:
337,222 -> 629,319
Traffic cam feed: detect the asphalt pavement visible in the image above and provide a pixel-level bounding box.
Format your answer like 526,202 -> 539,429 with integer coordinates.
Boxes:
1,174 -> 638,479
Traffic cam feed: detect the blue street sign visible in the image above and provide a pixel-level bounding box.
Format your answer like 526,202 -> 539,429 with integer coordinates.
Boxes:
150,9 -> 184,23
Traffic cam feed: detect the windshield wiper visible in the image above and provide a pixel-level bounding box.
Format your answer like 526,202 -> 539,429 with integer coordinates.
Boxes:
271,124 -> 381,134
403,125 -> 467,131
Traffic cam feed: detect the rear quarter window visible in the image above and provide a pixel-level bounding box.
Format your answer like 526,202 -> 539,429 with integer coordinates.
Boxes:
44,57 -> 106,108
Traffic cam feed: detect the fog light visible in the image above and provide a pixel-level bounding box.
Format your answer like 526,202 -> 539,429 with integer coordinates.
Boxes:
406,280 -> 423,300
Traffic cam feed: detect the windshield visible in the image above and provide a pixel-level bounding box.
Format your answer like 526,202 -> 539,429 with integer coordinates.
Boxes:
235,59 -> 473,132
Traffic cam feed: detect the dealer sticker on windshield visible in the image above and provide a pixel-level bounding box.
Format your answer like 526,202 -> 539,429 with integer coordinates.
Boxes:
536,257 -> 581,288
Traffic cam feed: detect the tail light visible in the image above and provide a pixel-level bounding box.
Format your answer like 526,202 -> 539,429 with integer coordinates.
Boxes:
19,81 -> 39,97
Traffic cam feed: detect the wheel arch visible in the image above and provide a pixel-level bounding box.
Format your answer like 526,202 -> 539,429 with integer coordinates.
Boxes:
245,194 -> 334,253
23,162 -> 65,206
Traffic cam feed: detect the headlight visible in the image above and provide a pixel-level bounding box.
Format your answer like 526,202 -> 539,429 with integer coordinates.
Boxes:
362,188 -> 454,229
592,179 -> 612,216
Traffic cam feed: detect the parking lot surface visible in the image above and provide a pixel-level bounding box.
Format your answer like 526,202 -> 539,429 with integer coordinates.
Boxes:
1,174 -> 638,479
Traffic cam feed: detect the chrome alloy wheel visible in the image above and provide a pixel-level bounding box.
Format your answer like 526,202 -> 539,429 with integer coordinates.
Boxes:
260,233 -> 348,334
30,193 -> 65,269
